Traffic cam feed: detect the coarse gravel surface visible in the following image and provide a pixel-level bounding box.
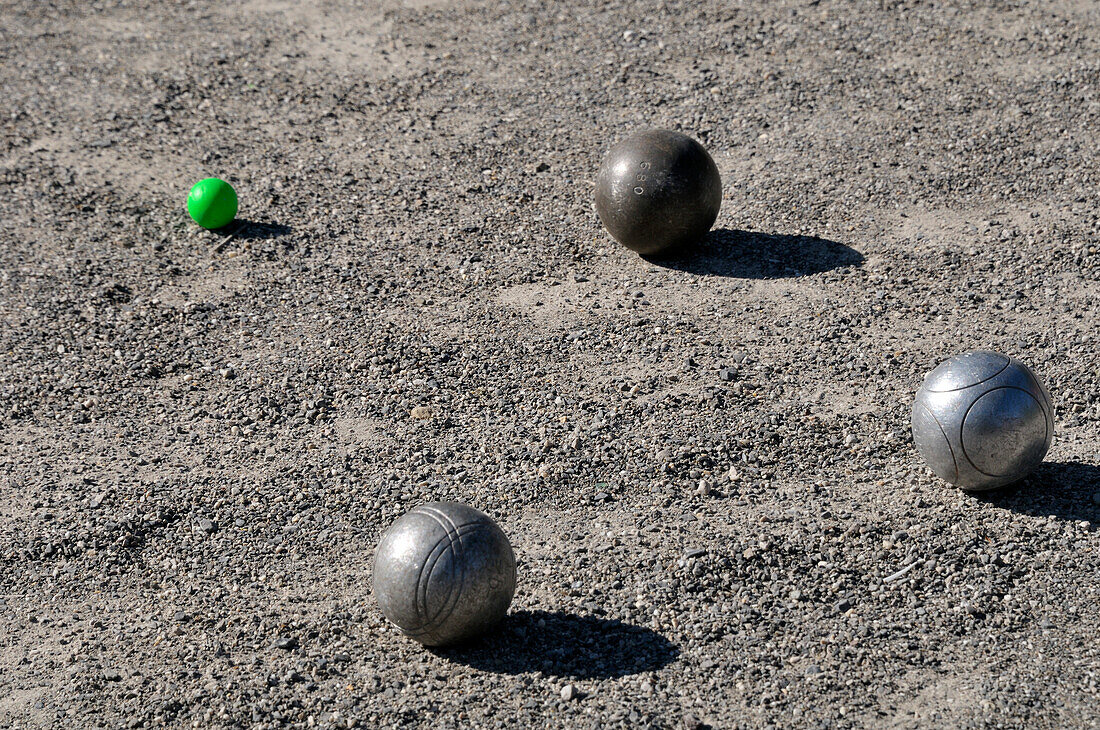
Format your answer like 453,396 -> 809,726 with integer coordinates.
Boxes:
1,0 -> 1099,728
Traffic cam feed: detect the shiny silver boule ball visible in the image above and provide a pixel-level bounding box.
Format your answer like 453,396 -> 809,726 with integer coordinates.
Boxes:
911,350 -> 1054,491
373,502 -> 516,646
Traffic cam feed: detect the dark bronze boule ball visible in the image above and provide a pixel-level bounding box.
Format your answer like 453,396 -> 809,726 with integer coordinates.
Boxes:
594,129 -> 722,256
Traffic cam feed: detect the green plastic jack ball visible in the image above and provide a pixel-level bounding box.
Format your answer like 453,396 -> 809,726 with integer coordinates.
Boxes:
187,178 -> 238,229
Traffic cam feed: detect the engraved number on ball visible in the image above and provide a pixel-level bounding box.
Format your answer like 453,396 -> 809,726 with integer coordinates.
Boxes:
633,162 -> 651,195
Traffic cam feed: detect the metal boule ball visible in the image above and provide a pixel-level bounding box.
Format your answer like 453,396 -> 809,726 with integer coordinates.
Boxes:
373,502 -> 516,646
594,129 -> 722,257
911,350 -> 1054,491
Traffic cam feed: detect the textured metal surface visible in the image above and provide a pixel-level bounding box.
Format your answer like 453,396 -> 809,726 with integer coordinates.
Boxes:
911,350 -> 1054,491
594,129 -> 722,256
373,502 -> 516,646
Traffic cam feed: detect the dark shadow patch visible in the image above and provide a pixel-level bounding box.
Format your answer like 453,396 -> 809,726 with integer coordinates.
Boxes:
434,610 -> 679,679
100,282 -> 133,303
644,229 -> 863,278
977,461 -> 1100,523
220,220 -> 292,240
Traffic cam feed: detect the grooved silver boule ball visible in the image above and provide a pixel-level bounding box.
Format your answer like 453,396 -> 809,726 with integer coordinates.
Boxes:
911,350 -> 1054,491
373,502 -> 516,646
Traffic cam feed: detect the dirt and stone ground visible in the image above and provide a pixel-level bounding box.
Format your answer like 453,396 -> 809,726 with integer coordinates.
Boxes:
1,0 -> 1099,728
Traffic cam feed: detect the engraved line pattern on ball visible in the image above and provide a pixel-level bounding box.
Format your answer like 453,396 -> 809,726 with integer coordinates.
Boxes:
924,355 -> 1010,393
1023,368 -> 1056,422
407,523 -> 481,634
958,386 -> 1045,478
418,504 -> 490,633
916,401 -> 958,482
412,510 -> 471,630
409,506 -> 476,637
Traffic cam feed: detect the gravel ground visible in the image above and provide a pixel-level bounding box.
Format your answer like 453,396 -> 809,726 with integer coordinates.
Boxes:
1,0 -> 1099,728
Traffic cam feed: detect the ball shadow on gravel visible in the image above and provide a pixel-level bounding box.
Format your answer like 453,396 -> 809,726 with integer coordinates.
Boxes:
644,228 -> 863,278
976,461 -> 1100,522
229,220 -> 292,240
432,610 -> 679,679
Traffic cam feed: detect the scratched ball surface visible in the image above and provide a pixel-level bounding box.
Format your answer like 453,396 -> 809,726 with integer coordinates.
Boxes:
911,350 -> 1054,491
594,129 -> 722,256
373,502 -> 516,646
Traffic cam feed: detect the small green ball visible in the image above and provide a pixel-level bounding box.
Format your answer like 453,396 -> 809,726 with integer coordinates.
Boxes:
187,178 -> 238,229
